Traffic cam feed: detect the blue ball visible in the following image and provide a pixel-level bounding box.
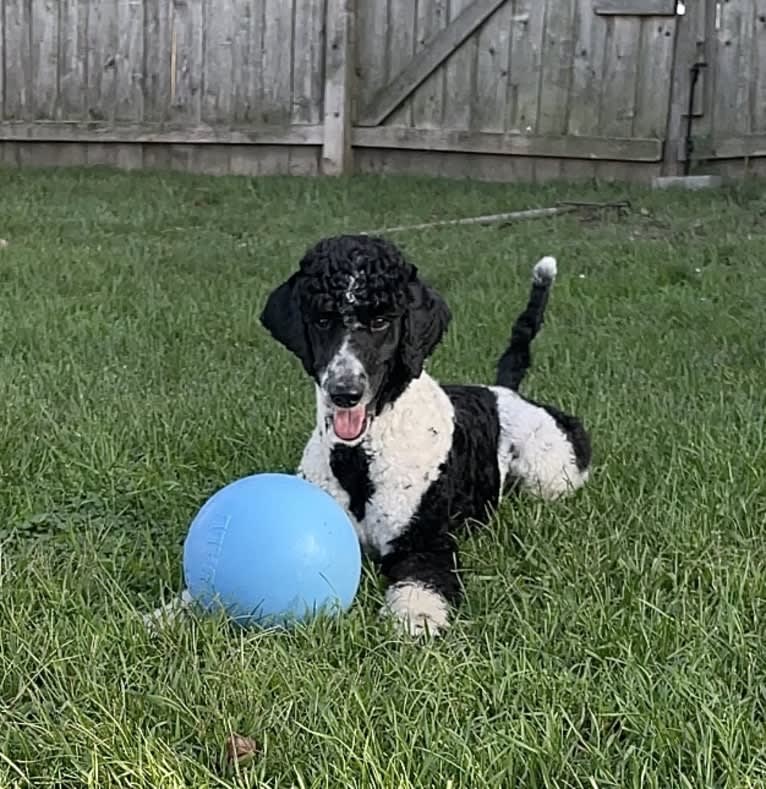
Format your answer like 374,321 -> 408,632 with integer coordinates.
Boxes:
183,472 -> 361,627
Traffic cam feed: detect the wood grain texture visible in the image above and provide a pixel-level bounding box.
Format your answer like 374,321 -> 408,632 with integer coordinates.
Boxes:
356,147 -> 656,182
473,0 -> 512,132
0,121 -> 324,144
568,0 -> 608,136
115,0 -> 145,121
0,2 -> 3,119
712,0 -> 746,139
538,0 -> 576,135
355,0 -> 389,114
684,133 -> 766,160
169,0 -> 204,124
411,0 -> 448,129
30,0 -> 58,119
322,0 -> 354,174
142,0 -> 171,123
443,0 -> 478,130
201,0 -> 234,124
58,0 -> 89,120
292,0 -> 326,124
232,0 -> 263,123
352,124 -> 663,160
385,0 -> 417,126
594,0 -> 677,14
755,0 -> 766,133
507,0 -> 546,133
262,0 -> 294,124
633,16 -> 676,138
86,0 -> 119,123
599,16 -> 640,137
3,0 -> 31,119
360,0 -> 506,126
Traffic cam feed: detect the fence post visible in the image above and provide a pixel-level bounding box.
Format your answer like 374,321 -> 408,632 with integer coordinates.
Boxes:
322,0 -> 355,175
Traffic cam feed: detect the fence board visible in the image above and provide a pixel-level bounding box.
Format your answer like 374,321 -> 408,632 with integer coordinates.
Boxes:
412,0 -> 447,128
170,0 -> 204,124
385,0 -> 418,125
0,120 -> 324,144
231,0 -> 263,123
633,16 -> 675,137
352,125 -> 662,160
31,0 -> 58,120
756,0 -> 766,133
292,0 -> 325,124
322,0 -> 353,173
443,0 -> 477,130
3,0 -> 30,119
116,0 -> 145,121
568,0 -> 607,136
538,0 -> 576,134
508,0 -> 546,132
599,16 -> 640,136
58,0 -> 88,119
142,0 -> 171,123
0,4 -> 3,118
87,0 -> 119,123
200,0 -> 234,124
355,0 -> 389,114
713,0 -> 747,138
261,0 -> 294,124
473,0 -> 512,131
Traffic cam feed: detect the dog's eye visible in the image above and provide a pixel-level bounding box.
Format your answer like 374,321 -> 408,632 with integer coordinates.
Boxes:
314,316 -> 332,330
370,317 -> 390,332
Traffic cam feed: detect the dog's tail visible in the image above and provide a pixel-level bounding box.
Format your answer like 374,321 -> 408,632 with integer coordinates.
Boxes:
495,255 -> 557,391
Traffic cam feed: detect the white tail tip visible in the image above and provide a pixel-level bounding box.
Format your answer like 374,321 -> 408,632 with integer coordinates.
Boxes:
533,256 -> 557,284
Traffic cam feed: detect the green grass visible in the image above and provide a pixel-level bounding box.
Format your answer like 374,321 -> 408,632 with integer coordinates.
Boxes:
1,166 -> 765,788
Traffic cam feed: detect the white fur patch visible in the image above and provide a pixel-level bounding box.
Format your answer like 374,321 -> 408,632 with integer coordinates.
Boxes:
533,255 -> 557,284
491,386 -> 588,499
301,372 -> 454,557
383,581 -> 449,637
320,336 -> 365,390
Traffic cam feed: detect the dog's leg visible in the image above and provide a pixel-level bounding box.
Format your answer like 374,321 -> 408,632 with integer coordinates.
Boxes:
379,549 -> 461,637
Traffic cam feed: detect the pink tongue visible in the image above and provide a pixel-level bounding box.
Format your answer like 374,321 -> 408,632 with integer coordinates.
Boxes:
333,405 -> 366,440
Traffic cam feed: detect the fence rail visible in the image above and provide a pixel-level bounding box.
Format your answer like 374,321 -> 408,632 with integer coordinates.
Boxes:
0,0 -> 764,182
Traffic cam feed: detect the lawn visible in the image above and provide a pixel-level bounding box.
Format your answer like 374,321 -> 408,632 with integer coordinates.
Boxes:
0,166 -> 765,789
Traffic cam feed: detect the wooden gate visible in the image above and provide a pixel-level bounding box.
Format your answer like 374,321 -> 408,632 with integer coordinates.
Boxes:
351,0 -> 680,181
667,0 -> 766,176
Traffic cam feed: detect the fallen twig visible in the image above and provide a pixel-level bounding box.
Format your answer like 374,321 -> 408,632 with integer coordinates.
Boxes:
360,206 -> 578,235
360,199 -> 630,236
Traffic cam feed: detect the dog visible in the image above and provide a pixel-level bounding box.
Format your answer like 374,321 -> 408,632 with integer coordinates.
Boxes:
147,235 -> 590,637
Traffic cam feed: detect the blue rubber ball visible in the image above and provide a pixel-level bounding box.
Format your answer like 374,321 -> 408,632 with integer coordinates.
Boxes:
183,473 -> 361,627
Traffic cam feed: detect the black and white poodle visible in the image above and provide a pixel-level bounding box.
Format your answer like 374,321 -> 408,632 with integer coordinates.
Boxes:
148,235 -> 590,636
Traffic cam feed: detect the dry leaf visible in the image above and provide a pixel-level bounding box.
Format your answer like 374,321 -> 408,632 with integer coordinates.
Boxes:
0,239 -> 8,248
225,733 -> 259,765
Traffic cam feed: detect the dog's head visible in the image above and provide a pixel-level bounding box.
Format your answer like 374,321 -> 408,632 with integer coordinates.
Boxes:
260,235 -> 451,444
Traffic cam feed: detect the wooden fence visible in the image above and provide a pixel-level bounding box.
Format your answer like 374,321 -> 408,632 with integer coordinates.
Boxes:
0,0 -> 764,182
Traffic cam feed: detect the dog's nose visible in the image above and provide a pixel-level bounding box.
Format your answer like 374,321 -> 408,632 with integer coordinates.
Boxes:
329,385 -> 364,409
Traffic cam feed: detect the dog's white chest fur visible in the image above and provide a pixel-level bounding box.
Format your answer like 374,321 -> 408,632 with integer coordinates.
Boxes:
298,374 -> 454,556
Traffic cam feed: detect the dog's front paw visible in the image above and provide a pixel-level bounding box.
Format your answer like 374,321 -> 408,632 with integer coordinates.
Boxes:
381,582 -> 449,637
142,589 -> 193,635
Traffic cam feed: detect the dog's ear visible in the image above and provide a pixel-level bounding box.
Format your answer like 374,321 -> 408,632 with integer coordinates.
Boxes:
260,274 -> 313,372
399,273 -> 452,379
